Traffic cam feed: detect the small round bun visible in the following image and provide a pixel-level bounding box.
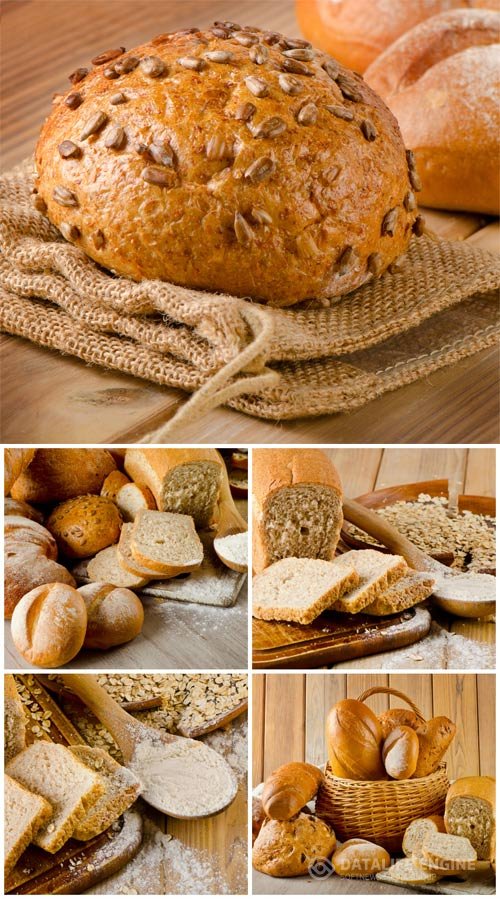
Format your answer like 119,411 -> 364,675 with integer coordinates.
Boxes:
35,22 -> 419,306
252,811 -> 336,876
332,838 -> 390,878
46,495 -> 122,558
78,582 -> 144,649
11,582 -> 87,667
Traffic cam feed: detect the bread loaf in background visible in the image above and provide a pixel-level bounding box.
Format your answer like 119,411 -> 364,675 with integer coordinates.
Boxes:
262,762 -> 323,820
11,583 -> 87,667
4,675 -> 27,763
252,448 -> 343,574
365,9 -> 500,213
332,838 -> 390,877
4,497 -> 44,523
4,449 -> 35,496
296,0 -> 498,72
445,776 -> 495,860
34,25 -> 419,307
378,707 -> 421,739
382,725 -> 419,779
11,449 -> 116,503
326,698 -> 385,780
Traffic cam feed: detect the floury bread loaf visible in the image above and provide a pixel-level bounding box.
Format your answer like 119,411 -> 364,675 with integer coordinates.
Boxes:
365,9 -> 500,213
34,23 -> 420,306
252,449 -> 344,574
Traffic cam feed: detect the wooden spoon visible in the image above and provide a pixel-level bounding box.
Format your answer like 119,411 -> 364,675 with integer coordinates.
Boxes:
213,453 -> 248,572
36,675 -> 162,712
60,674 -> 238,819
343,498 -> 496,618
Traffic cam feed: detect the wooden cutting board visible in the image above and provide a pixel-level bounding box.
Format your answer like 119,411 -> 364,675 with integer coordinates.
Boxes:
377,863 -> 495,895
252,607 -> 432,669
6,676 -> 143,895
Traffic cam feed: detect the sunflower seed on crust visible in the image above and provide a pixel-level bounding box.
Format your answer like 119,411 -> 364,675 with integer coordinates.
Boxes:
278,73 -> 303,95
325,105 -> 354,121
104,125 -> 126,150
68,67 -> 88,84
60,222 -> 81,241
53,185 -> 78,207
234,33 -> 259,46
281,57 -> 314,76
322,60 -> 340,81
368,252 -> 384,276
245,75 -> 269,98
335,245 -> 354,273
235,102 -> 256,122
58,140 -> 81,159
103,67 -> 120,80
80,111 -> 108,140
177,56 -> 206,71
141,166 -> 172,186
413,214 -> 426,236
251,207 -> 273,225
296,102 -> 318,125
336,74 -> 362,101
33,195 -> 48,214
206,135 -> 233,160
93,230 -> 106,249
234,212 -> 254,245
404,191 -> 417,211
65,92 -> 83,109
249,44 -> 269,64
280,36 -> 312,50
251,116 -> 287,139
381,208 -> 398,237
244,156 -> 275,183
91,47 -> 125,66
150,142 -> 175,166
110,92 -> 127,105
114,55 -> 140,74
140,56 -> 166,77
205,50 -> 233,63
360,119 -> 377,141
282,48 -> 314,61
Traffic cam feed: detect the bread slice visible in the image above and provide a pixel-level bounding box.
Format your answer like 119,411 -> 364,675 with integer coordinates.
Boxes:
421,832 -> 477,872
403,816 -> 445,859
252,557 -> 359,624
118,523 -> 173,578
4,675 -> 26,762
364,573 -> 435,616
4,775 -> 53,874
130,510 -> 203,575
69,746 -> 142,840
380,857 -> 440,884
332,550 -> 407,614
6,742 -> 104,853
116,482 -> 156,522
87,544 -> 149,588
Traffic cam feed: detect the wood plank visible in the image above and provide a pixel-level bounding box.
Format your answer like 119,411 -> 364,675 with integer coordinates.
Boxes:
466,222 -> 500,253
345,674 -> 389,717
387,673 -> 433,720
326,449 -> 382,496
464,449 -> 496,496
252,675 -> 266,787
433,675 -> 480,780
305,674 -> 346,768
375,449 -> 467,490
263,674 -> 305,778
476,675 -> 496,777
450,620 -> 496,646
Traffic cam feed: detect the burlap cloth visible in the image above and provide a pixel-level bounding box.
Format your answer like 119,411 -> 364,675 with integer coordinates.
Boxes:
1,159 -> 499,439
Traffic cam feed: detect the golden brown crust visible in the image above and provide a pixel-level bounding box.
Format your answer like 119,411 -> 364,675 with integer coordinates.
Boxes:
35,23 -> 418,306
11,449 -> 116,503
4,449 -> 35,496
46,495 -> 122,559
252,811 -> 336,876
10,583 -> 87,667
78,583 -> 144,649
262,762 -> 323,820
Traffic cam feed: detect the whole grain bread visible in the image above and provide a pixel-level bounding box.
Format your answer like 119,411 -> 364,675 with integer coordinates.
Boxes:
4,675 -> 27,762
403,816 -> 446,860
364,573 -> 435,615
117,523 -> 172,578
130,510 -> 203,575
421,832 -> 477,871
4,775 -> 53,874
380,857 -> 440,884
444,775 -> 496,861
252,557 -> 359,624
332,549 -> 407,613
69,745 -> 142,840
6,742 -> 104,853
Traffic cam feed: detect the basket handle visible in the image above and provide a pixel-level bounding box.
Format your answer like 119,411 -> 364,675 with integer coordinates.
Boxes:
357,686 -> 425,722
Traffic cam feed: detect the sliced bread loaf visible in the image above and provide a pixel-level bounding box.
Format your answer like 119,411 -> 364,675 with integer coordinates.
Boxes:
252,449 -> 343,574
364,573 -> 435,616
444,776 -> 495,861
403,816 -> 446,860
4,774 -> 53,874
4,675 -> 26,762
421,832 -> 477,872
116,482 -> 156,522
252,557 -> 359,624
332,550 -> 407,614
87,544 -> 149,588
69,746 -> 142,840
380,857 -> 440,884
130,510 -> 203,575
117,523 -> 173,578
6,742 -> 104,853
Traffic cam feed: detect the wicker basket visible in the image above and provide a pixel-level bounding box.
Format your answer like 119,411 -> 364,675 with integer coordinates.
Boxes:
315,687 -> 451,853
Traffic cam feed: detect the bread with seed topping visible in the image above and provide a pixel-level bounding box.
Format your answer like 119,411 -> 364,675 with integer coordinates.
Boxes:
34,23 -> 419,306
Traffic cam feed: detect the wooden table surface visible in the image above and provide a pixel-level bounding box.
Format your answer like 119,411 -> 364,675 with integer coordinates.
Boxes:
252,671 -> 495,894
1,0 -> 498,445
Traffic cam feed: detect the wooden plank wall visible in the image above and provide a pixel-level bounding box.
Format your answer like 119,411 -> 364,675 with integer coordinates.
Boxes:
252,673 -> 495,785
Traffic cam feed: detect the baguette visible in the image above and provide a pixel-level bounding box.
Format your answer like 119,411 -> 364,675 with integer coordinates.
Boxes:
262,762 -> 323,820
252,449 -> 343,574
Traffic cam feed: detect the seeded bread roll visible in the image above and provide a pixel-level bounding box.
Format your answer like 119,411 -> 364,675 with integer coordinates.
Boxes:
46,495 -> 122,558
34,23 -> 420,307
252,812 -> 336,877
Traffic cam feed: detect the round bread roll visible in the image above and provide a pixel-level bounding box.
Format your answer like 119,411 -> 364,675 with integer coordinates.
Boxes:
46,495 -> 122,558
78,582 -> 144,649
332,838 -> 390,877
365,9 -> 500,213
382,725 -> 420,779
100,470 -> 130,501
296,0 -> 498,73
11,583 -> 87,667
252,811 -> 336,877
11,449 -> 116,503
34,23 -> 420,307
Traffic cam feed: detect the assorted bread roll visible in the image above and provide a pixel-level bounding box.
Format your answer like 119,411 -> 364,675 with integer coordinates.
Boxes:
11,583 -> 88,668
252,812 -> 336,877
261,762 -> 323,820
78,583 -> 145,649
332,838 -> 390,877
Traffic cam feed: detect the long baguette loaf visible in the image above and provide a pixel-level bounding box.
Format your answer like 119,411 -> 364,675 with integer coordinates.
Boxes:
252,449 -> 343,574
262,762 -> 323,820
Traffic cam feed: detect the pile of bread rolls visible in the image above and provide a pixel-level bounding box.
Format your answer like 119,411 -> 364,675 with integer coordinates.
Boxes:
4,447 -> 246,667
327,696 -> 456,781
298,0 -> 500,213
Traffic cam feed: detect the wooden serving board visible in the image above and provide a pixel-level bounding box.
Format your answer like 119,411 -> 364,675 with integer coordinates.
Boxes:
7,676 -> 143,895
377,863 -> 495,895
252,606 -> 432,669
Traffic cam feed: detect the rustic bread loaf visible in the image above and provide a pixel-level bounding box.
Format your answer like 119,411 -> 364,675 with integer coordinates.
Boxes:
414,716 -> 456,777
252,448 -> 343,573
46,495 -> 122,558
365,9 -> 500,213
6,742 -> 104,853
130,510 -> 204,575
332,549 -> 407,613
332,838 -> 390,878
252,811 -> 336,876
124,449 -> 222,527
296,0 -> 494,73
4,497 -> 44,522
403,816 -> 446,860
4,449 -> 35,496
444,776 -> 495,860
69,745 -> 142,840
4,675 -> 27,762
11,583 -> 88,667
87,544 -> 149,588
4,518 -> 76,618
262,762 -> 323,820
78,582 -> 144,649
34,23 -> 419,307
382,725 -> 419,779
252,557 -> 359,624
378,707 -> 421,740
326,698 -> 385,780
253,796 -> 267,844
5,516 -> 58,557
4,775 -> 53,874
11,449 -> 116,503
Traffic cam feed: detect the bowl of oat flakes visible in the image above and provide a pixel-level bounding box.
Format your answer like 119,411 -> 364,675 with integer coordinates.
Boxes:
340,480 -> 496,575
